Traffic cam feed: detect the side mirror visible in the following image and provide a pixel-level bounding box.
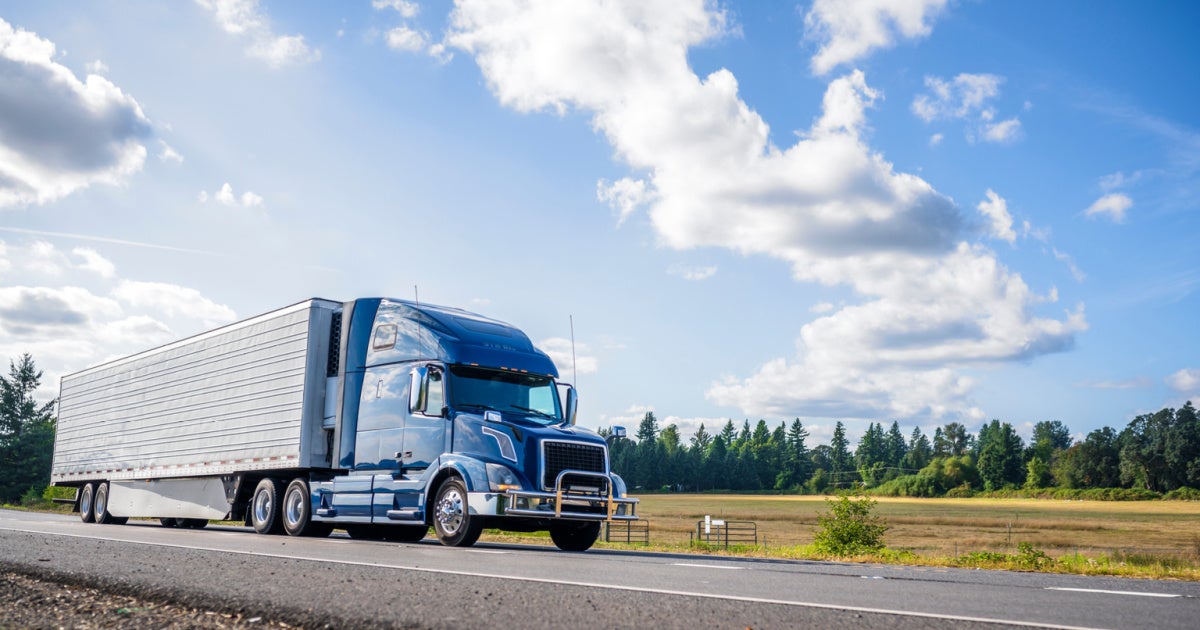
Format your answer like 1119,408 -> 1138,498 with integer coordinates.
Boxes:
557,383 -> 578,426
607,425 -> 626,444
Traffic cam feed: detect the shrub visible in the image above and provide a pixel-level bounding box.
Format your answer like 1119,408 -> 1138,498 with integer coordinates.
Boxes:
812,494 -> 889,555
1163,487 -> 1200,501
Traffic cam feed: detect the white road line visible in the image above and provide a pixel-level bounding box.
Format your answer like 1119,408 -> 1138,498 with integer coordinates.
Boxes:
0,524 -> 1109,630
672,562 -> 744,570
1046,587 -> 1181,599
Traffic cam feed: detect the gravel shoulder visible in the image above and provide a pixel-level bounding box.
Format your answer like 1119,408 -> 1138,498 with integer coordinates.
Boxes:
1,569 -> 293,630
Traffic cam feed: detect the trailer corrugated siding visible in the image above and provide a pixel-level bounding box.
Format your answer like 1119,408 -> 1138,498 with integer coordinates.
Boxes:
51,299 -> 339,483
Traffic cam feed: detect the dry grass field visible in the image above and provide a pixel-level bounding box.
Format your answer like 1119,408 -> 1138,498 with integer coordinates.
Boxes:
627,494 -> 1200,559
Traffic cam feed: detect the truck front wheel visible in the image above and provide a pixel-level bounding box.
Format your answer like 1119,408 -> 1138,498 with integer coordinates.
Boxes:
250,478 -> 285,535
432,478 -> 483,547
549,520 -> 601,552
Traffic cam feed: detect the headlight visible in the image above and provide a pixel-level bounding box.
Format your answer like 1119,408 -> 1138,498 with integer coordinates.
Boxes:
486,463 -> 522,492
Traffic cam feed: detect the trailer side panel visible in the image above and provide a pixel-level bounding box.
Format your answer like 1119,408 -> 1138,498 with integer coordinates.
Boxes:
52,299 -> 339,483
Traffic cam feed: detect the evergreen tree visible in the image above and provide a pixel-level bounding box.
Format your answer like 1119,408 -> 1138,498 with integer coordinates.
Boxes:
885,421 -> 907,469
977,420 -> 1024,490
0,354 -> 57,502
902,426 -> 932,472
830,421 -> 853,487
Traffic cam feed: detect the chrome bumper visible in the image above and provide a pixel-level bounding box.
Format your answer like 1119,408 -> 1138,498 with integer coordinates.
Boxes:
503,470 -> 639,521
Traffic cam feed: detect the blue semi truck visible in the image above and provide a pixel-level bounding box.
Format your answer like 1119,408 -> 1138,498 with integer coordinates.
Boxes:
52,298 -> 638,551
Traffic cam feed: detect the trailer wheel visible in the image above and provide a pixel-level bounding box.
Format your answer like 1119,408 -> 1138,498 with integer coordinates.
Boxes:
180,518 -> 208,529
93,482 -> 125,525
160,518 -> 179,528
432,477 -> 482,547
79,483 -> 96,523
282,479 -> 330,537
549,520 -> 601,552
250,478 -> 285,535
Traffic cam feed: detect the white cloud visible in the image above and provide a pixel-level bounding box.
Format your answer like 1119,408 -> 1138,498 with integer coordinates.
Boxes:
85,59 -> 109,74
373,0 -> 420,19
196,0 -> 320,67
1099,170 -> 1143,192
804,0 -> 949,75
976,189 -> 1015,243
667,264 -> 717,281
386,25 -> 429,52
202,182 -> 264,208
1168,368 -> 1200,394
0,240 -> 235,400
810,302 -> 835,314
449,0 -> 1085,422
929,132 -> 943,147
1052,248 -> 1086,283
0,18 -> 151,208
983,118 -> 1022,143
598,177 -> 653,225
71,247 -> 116,278
537,337 -> 598,380
159,141 -> 184,164
112,280 -> 237,327
913,73 -> 1021,144
1084,193 -> 1132,223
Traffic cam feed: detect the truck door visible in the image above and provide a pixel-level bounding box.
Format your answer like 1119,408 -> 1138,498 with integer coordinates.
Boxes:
402,364 -> 449,471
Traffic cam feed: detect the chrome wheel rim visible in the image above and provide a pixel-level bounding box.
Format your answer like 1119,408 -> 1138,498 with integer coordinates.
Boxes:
253,489 -> 272,524
284,488 -> 304,528
436,487 -> 465,535
80,486 -> 92,516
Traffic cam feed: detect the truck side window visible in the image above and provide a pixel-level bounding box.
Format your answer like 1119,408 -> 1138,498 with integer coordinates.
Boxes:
425,368 -> 444,416
372,324 -> 397,350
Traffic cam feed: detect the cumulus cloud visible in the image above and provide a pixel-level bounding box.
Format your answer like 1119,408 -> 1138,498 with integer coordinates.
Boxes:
448,0 -> 1085,422
1084,193 -> 1132,223
0,18 -> 152,208
977,189 -> 1016,243
200,182 -> 264,208
0,240 -> 236,399
804,0 -> 949,75
537,337 -> 598,380
196,0 -> 320,67
913,73 -> 1022,144
1168,368 -> 1200,395
375,0 -> 451,61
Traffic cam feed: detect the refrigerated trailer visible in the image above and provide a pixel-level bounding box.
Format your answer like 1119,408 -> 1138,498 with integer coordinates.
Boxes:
52,298 -> 637,551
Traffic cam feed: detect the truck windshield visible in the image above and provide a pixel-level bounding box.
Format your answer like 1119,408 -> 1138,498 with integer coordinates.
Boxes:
448,366 -> 562,425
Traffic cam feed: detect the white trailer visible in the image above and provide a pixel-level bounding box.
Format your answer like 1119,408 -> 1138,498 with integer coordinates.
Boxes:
53,298 -> 339,525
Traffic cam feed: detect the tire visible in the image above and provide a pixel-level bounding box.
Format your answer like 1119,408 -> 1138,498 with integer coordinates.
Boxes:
93,482 -> 118,525
344,524 -> 381,540
282,478 -> 329,537
160,517 -> 180,528
432,478 -> 483,547
79,483 -> 96,523
549,520 -> 601,552
250,478 -> 285,535
180,518 -> 208,529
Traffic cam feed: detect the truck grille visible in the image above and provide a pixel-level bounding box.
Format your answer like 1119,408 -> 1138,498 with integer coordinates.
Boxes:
542,441 -> 606,490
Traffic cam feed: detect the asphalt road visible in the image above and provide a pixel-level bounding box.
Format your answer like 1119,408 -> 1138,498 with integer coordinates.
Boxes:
2,509 -> 1197,629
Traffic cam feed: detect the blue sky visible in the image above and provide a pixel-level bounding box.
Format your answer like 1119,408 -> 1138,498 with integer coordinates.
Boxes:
1,0 -> 1197,445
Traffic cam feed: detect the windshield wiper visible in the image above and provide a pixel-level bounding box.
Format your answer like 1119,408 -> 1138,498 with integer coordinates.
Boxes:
457,403 -> 500,413
507,404 -> 556,420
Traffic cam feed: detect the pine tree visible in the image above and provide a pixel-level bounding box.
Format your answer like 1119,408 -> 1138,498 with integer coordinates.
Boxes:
0,354 -> 58,503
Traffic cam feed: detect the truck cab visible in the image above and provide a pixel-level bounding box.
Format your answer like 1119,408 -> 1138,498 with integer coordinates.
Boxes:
310,298 -> 637,550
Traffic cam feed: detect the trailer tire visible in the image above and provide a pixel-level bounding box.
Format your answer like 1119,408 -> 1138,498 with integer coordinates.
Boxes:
250,478 -> 285,535
160,518 -> 179,528
432,477 -> 482,547
549,520 -> 601,552
79,483 -> 96,523
282,478 -> 329,537
93,482 -> 122,525
181,518 -> 208,529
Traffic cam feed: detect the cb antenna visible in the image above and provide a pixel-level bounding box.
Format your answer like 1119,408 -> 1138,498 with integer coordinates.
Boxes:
569,314 -> 577,385
414,285 -> 419,304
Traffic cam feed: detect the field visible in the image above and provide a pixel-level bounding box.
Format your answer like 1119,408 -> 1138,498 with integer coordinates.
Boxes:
629,494 -> 1200,558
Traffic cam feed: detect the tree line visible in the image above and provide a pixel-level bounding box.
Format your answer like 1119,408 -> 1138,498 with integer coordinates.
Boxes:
605,404 -> 1200,497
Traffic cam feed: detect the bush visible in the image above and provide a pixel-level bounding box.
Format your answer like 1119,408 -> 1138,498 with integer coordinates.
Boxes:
1163,487 -> 1200,501
812,494 -> 889,555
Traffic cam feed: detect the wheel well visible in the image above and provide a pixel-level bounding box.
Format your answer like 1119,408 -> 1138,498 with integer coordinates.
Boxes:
425,468 -> 462,525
